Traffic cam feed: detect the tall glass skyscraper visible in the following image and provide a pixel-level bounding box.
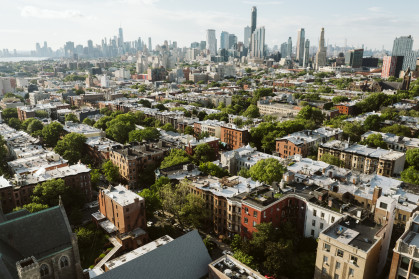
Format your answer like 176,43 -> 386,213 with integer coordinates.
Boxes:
296,28 -> 305,65
206,29 -> 217,55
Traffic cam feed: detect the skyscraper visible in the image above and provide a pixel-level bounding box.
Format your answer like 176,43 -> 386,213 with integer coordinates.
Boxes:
206,29 -> 217,55
220,31 -> 229,50
280,42 -> 288,58
303,39 -> 310,68
287,37 -> 292,58
118,27 -> 124,48
296,28 -> 305,65
228,34 -> 237,49
315,28 -> 327,69
392,35 -> 417,71
148,37 -> 152,51
251,7 -> 257,34
244,26 -> 251,48
250,27 -> 265,59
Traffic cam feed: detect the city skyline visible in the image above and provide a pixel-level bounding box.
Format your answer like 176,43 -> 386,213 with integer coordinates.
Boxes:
1,0 -> 419,51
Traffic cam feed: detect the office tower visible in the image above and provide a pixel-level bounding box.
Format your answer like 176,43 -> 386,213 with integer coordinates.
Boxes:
392,35 -> 417,71
315,28 -> 327,69
382,56 -> 404,78
118,27 -> 124,47
206,29 -> 217,55
296,28 -> 305,65
287,37 -> 292,58
250,27 -> 265,59
220,31 -> 229,50
200,41 -> 206,50
64,41 -> 75,57
244,26 -> 251,48
36,43 -> 41,56
280,42 -> 288,57
303,39 -> 310,67
191,42 -> 199,49
148,37 -> 152,51
87,40 -> 94,56
228,34 -> 237,49
345,49 -> 364,68
251,7 -> 257,34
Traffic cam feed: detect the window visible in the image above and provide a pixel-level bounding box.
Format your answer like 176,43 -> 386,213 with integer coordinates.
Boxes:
311,229 -> 314,236
412,261 -> 419,275
253,211 -> 258,218
337,249 -> 344,257
335,262 -> 340,270
313,209 -> 317,216
322,267 -> 327,274
379,202 -> 388,210
334,274 -> 339,279
244,217 -> 248,224
245,207 -> 248,214
324,243 -> 331,252
323,255 -> 328,263
321,212 -> 325,219
331,217 -> 335,223
40,264 -> 49,277
60,256 -> 69,268
253,221 -> 257,227
400,257 -> 410,270
350,255 -> 358,265
320,223 -> 324,230
312,220 -> 316,226
348,267 -> 354,277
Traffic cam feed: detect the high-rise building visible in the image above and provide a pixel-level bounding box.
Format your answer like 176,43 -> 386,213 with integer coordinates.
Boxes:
392,35 -> 417,71
280,42 -> 288,58
228,34 -> 237,50
287,37 -> 292,58
381,56 -> 404,78
250,27 -> 265,59
251,6 -> 257,34
148,37 -> 152,51
296,28 -> 305,65
206,29 -> 217,55
345,49 -> 364,68
200,41 -> 206,50
244,26 -> 251,48
315,28 -> 327,69
220,31 -> 229,50
118,27 -> 124,48
303,39 -> 310,67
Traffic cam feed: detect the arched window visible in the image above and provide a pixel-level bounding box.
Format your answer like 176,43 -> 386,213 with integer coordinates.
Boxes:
60,256 -> 69,268
40,264 -> 49,277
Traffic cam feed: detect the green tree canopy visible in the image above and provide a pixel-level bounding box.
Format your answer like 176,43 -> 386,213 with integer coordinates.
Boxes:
381,124 -> 412,137
248,158 -> 285,184
13,202 -> 49,213
297,106 -> 324,125
160,149 -> 191,169
65,113 -> 79,123
102,160 -> 120,183
93,115 -> 113,130
184,126 -> 194,135
2,108 -> 18,122
242,104 -> 260,118
193,143 -> 217,164
199,162 -> 229,178
55,133 -> 87,164
360,133 -> 387,149
105,113 -> 136,143
406,149 -> 419,169
364,115 -> 382,131
41,122 -> 64,147
320,153 -> 343,167
82,118 -> 95,126
128,127 -> 160,142
401,166 -> 419,185
8,118 -> 21,130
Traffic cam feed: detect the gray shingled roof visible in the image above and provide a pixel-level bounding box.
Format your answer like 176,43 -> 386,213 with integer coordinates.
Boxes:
0,206 -> 73,278
96,230 -> 212,279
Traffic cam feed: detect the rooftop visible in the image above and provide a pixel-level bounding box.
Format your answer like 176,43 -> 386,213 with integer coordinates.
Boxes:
102,185 -> 144,206
211,255 -> 264,279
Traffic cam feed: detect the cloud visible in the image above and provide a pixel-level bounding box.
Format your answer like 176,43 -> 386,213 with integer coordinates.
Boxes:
243,0 -> 282,5
367,6 -> 382,12
20,5 -> 94,20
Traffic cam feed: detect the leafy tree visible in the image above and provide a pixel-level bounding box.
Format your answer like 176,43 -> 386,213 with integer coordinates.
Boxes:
161,123 -> 176,132
90,168 -> 101,189
356,92 -> 390,113
102,160 -> 120,183
128,127 -> 160,142
297,106 -> 324,125
184,126 -> 194,135
263,240 -> 293,278
139,99 -> 152,108
242,104 -> 260,118
99,107 -> 112,116
381,124 -> 412,137
2,108 -> 18,121
231,234 -> 243,252
360,133 -> 387,149
76,227 -> 95,249
82,118 -> 95,126
406,149 -> 419,169
55,133 -> 87,164
197,111 -> 207,121
401,167 -> 419,185
248,158 -> 285,184
199,162 -> 229,178
35,110 -> 49,118
342,121 -> 365,142
155,103 -> 167,111
320,153 -> 343,167
332,96 -> 349,104
65,113 -> 79,123
193,143 -> 216,164
160,149 -> 191,169
13,203 -> 48,213
364,115 -> 382,131
203,235 -> 215,253
41,122 -> 64,147
93,115 -> 112,130
233,250 -> 256,269
238,167 -> 250,178
26,119 -> 43,135
8,118 -> 21,130
105,113 -> 136,143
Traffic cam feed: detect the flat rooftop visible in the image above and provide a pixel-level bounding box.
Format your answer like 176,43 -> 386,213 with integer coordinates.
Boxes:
102,185 -> 144,206
211,255 -> 264,279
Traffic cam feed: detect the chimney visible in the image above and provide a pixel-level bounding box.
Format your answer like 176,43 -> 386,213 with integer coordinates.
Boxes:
372,186 -> 382,206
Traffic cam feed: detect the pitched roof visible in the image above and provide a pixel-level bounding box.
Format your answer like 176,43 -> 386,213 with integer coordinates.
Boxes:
0,206 -> 73,278
95,230 -> 212,279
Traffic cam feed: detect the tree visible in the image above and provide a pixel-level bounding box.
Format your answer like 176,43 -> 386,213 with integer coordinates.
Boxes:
90,168 -> 101,189
263,240 -> 293,278
2,108 -> 18,122
320,153 -> 343,167
242,104 -> 260,118
297,106 -> 324,125
41,122 -> 64,147
342,121 -> 365,142
248,158 -> 285,184
381,124 -> 412,137
401,167 -> 419,185
406,149 -> 419,169
193,143 -> 217,164
35,110 -> 48,118
100,107 -> 112,116
332,96 -> 349,104
139,99 -> 151,108
161,123 -> 176,132
8,118 -> 21,130
360,133 -> 387,149
203,235 -> 215,253
76,227 -> 95,249
128,127 -> 160,142
160,149 -> 191,169
14,202 -> 48,213
233,250 -> 256,269
55,133 -> 87,164
65,113 -> 79,123
102,160 -> 120,183
364,115 -> 382,131
238,167 -> 250,178
26,119 -> 43,135
93,115 -> 112,130
155,103 -> 167,111
105,113 -> 136,143
82,118 -> 95,126
184,126 -> 194,135
199,162 -> 229,178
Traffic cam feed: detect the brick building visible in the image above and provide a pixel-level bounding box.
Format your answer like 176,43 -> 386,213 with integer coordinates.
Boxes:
185,136 -> 220,158
194,120 -> 225,138
96,185 -> 149,251
220,124 -> 250,150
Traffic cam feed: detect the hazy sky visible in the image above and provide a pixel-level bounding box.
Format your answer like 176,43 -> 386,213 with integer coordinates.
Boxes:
1,0 -> 419,51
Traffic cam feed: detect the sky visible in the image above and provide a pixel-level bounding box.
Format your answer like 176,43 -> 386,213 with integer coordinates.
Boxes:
1,0 -> 419,51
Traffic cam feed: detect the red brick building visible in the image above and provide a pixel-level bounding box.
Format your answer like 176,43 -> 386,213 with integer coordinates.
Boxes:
335,103 -> 356,115
185,136 -> 220,158
220,125 -> 250,150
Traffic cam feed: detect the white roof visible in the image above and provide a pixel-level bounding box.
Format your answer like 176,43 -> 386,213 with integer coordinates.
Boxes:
103,185 -> 144,206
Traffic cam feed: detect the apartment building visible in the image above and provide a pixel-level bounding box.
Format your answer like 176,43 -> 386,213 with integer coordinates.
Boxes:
361,131 -> 419,152
189,176 -> 260,237
63,122 -> 105,138
96,185 -> 148,250
185,136 -> 220,157
209,255 -> 264,279
86,137 -> 123,165
220,124 -> 250,150
110,140 -> 175,188
389,213 -> 419,279
314,197 -> 396,279
276,127 -> 343,158
318,140 -> 406,177
194,120 -> 225,138
335,102 -> 357,116
16,102 -> 70,121
256,100 -> 301,116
